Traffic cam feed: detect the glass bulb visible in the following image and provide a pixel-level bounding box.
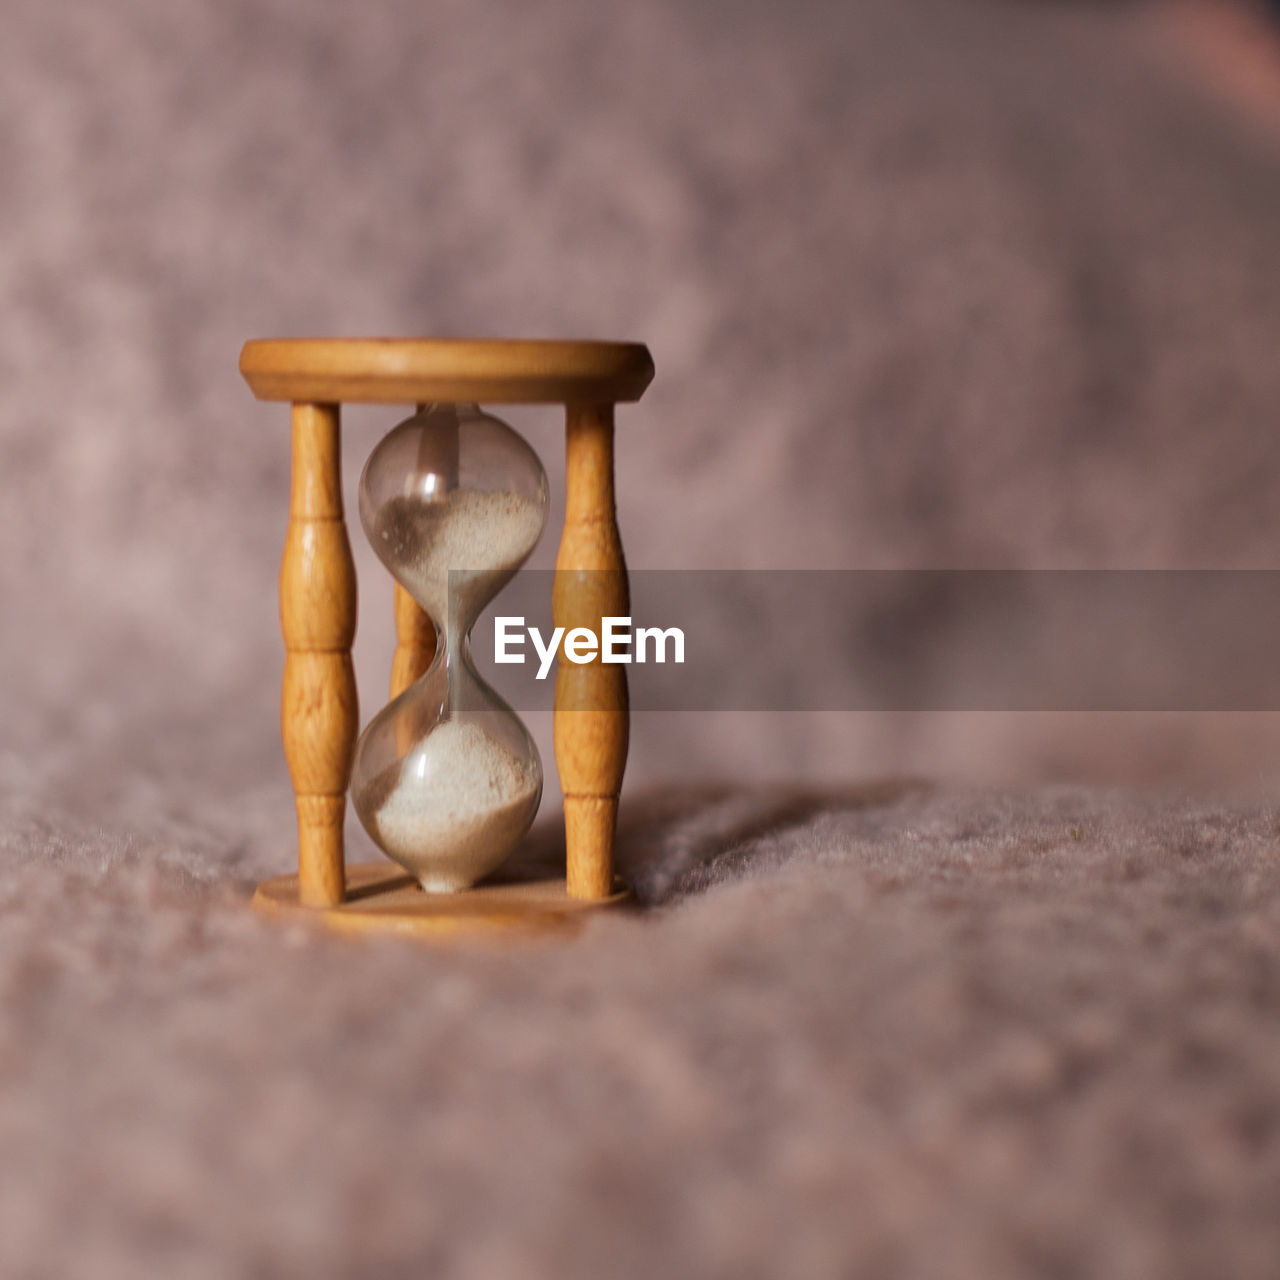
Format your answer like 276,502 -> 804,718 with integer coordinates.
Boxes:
350,403 -> 549,892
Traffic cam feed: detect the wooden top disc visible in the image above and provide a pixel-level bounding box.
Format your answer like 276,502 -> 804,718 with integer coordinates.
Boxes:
239,337 -> 654,405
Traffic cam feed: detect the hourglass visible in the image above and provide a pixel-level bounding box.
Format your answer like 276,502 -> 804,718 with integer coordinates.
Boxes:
239,338 -> 654,937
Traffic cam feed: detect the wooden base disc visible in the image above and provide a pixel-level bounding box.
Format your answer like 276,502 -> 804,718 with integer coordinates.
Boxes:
252,861 -> 632,940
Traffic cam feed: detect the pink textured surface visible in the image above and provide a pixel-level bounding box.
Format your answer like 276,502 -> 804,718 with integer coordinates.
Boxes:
1,0 -> 1279,1274
4,784 -> 1280,1278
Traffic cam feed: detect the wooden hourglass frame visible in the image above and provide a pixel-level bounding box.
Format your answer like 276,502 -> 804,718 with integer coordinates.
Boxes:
239,338 -> 654,937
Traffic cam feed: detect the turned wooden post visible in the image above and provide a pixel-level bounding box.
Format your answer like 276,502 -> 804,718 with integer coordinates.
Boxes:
554,402 -> 629,900
279,402 -> 359,907
389,402 -> 448,700
391,583 -> 436,699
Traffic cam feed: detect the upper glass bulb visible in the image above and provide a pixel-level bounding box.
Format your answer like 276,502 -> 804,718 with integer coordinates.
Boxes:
359,402 -> 549,637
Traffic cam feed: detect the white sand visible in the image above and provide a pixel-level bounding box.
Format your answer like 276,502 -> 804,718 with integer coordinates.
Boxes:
373,489 -> 545,632
373,719 -> 541,892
